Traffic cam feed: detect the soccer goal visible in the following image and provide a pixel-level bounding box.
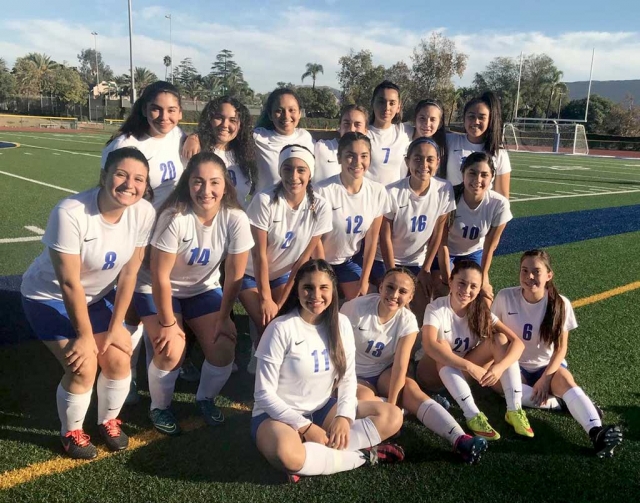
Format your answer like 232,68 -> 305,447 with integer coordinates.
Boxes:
503,120 -> 589,155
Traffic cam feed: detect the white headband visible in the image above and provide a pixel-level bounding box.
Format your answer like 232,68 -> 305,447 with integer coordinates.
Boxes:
279,145 -> 315,179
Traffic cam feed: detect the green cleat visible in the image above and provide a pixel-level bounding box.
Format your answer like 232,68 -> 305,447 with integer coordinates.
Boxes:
505,408 -> 534,438
466,412 -> 501,441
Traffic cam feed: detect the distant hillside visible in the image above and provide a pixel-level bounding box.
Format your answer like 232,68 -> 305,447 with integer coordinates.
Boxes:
565,80 -> 640,104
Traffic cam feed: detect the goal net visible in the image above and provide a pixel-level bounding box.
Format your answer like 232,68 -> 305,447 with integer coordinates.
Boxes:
503,121 -> 589,155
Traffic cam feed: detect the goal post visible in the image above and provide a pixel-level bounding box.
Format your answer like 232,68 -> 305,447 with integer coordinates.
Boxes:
503,120 -> 589,155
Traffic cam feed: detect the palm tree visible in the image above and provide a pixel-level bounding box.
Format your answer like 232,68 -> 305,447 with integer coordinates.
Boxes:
163,55 -> 171,81
202,74 -> 223,100
25,52 -> 58,95
301,63 -> 324,90
134,67 -> 158,97
544,69 -> 564,119
183,76 -> 205,112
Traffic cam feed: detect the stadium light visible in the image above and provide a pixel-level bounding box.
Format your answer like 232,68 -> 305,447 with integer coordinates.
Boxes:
91,32 -> 99,86
128,0 -> 136,102
165,14 -> 173,84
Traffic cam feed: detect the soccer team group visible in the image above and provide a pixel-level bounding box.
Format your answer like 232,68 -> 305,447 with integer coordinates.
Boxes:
19,78 -> 623,480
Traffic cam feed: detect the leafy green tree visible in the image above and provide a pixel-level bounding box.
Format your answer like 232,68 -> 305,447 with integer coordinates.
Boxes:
134,67 -> 158,97
211,49 -> 239,81
560,94 -> 615,133
411,33 -> 467,105
173,57 -> 199,90
114,74 -> 131,98
473,56 -> 519,121
51,65 -> 86,106
301,63 -> 324,90
77,48 -> 114,88
296,86 -> 339,118
384,61 -> 414,116
163,55 -> 172,81
337,49 -> 385,107
0,58 -> 16,102
519,54 -> 562,118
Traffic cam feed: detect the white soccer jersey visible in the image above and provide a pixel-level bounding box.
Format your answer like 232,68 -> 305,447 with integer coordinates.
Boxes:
317,175 -> 390,265
101,127 -> 186,210
445,132 -> 512,187
366,123 -> 413,186
492,287 -> 577,371
244,187 -> 332,280
136,206 -> 254,298
423,295 -> 499,357
253,127 -> 315,193
447,190 -> 512,256
376,176 -> 455,266
21,187 -> 155,304
341,294 -> 419,378
253,310 -> 357,422
314,138 -> 340,183
213,148 -> 252,209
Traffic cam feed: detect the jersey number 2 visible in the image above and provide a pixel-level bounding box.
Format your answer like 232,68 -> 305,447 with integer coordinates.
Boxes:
160,161 -> 177,183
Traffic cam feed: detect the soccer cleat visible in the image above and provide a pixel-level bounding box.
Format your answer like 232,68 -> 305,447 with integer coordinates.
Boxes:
197,399 -> 225,426
590,425 -> 623,458
360,442 -> 405,465
60,429 -> 97,460
98,418 -> 129,451
149,408 -> 181,436
454,434 -> 488,464
287,473 -> 301,483
466,412 -> 501,441
505,408 -> 534,438
432,393 -> 451,410
179,359 -> 201,382
124,379 -> 140,406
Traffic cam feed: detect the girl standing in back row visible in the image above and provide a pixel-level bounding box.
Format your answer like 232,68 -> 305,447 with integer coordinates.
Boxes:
446,91 -> 511,199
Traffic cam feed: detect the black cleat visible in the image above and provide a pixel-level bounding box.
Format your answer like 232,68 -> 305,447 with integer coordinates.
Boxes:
590,425 -> 623,458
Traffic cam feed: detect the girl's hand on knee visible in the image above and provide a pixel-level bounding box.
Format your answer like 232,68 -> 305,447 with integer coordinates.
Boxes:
480,364 -> 502,387
531,376 -> 552,405
467,363 -> 486,384
65,337 -> 98,375
212,315 -> 237,344
155,324 -> 185,359
301,424 -> 329,445
97,325 -> 133,356
327,416 -> 351,450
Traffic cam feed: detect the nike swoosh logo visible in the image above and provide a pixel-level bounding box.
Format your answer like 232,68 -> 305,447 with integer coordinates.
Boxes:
273,220 -> 282,223
294,340 -> 304,345
182,238 -> 192,242
589,418 -> 599,422
444,330 -> 451,334
327,160 -> 337,163
332,207 -> 342,211
461,395 -> 470,402
84,237 -> 97,242
358,327 -> 366,331
108,407 -> 119,411
398,204 -> 408,209
448,427 -> 456,434
508,312 -> 518,315
514,390 -> 522,394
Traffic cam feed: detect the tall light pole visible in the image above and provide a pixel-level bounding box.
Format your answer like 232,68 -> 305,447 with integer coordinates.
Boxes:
165,14 -> 173,84
91,32 -> 99,86
128,0 -> 136,102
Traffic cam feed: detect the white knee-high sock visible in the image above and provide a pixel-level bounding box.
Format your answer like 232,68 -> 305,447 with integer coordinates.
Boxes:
346,417 -> 382,450
143,328 -> 154,370
562,387 -> 602,434
417,399 -> 465,446
96,373 -> 131,424
196,360 -> 233,402
148,361 -> 179,410
500,362 -> 523,411
294,442 -> 366,476
521,384 -> 562,410
438,366 -> 480,419
56,383 -> 92,435
125,323 -> 144,380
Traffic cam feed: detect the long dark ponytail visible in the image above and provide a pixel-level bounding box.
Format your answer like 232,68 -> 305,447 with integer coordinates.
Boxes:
450,260 -> 493,340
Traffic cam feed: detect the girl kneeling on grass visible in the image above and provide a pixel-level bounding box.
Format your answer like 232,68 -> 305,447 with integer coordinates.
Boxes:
342,267 -> 488,464
134,152 -> 253,435
491,249 -> 623,457
252,259 -> 404,482
417,261 -> 534,441
21,147 -> 156,459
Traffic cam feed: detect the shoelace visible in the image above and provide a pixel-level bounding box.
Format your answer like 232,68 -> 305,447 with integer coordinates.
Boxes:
65,429 -> 92,447
515,409 -> 531,428
475,414 -> 491,430
102,419 -> 122,438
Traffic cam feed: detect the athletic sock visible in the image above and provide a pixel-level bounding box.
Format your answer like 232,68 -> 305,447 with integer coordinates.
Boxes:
438,366 -> 480,419
56,383 -> 92,435
417,399 -> 465,446
196,360 -> 233,402
562,387 -> 602,434
96,373 -> 131,424
500,362 -> 523,411
346,417 -> 382,450
148,361 -> 179,410
521,384 -> 562,410
294,442 -> 366,476
125,323 -> 144,380
143,327 -> 154,370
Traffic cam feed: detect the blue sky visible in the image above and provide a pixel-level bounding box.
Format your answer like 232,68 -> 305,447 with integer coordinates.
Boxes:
1,0 -> 639,92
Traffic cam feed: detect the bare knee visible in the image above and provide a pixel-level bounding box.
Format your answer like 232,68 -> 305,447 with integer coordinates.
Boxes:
99,349 -> 131,379
274,443 -> 306,473
205,336 -> 236,367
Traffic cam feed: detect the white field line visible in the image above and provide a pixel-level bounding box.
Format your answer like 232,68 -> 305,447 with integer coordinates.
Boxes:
536,192 -> 560,196
0,170 -> 77,193
24,226 -> 45,235
0,236 -> 42,244
23,152 -> 32,155
1,132 -> 104,146
515,168 -> 639,184
511,188 -> 640,203
514,177 -> 613,190
4,143 -> 100,158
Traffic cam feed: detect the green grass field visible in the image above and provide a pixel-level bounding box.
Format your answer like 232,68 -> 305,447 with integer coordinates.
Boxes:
0,131 -> 639,502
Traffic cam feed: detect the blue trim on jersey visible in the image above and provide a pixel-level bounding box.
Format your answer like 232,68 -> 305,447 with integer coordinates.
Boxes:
21,289 -> 117,341
431,249 -> 483,271
250,396 -> 337,443
520,362 -> 568,386
240,273 -> 290,292
133,288 -> 223,320
333,259 -> 362,283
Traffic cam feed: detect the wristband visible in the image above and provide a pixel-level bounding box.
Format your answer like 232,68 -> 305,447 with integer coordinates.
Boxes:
159,319 -> 177,328
300,423 -> 312,438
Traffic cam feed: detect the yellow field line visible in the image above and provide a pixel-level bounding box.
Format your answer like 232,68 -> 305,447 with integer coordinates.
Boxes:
2,281 -> 640,490
572,281 -> 640,309
0,401 -> 250,490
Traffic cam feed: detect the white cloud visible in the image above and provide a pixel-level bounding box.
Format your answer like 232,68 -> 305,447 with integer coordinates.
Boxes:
1,9 -> 639,95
